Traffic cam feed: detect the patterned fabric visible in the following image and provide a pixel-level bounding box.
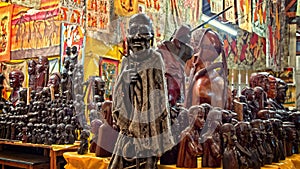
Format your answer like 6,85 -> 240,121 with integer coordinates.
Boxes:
60,23 -> 85,66
252,0 -> 267,37
86,0 -> 110,32
114,0 -> 138,16
210,0 -> 223,14
11,0 -> 41,9
237,0 -> 252,32
0,5 -> 12,62
10,4 -> 60,59
224,0 -> 236,23
297,0 -> 300,16
58,0 -> 84,26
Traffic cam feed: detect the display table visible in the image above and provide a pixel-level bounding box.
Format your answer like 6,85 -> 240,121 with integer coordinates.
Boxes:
64,152 -> 300,169
0,140 -> 79,169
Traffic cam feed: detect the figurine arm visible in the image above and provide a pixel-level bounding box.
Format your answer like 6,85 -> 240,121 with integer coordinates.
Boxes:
207,137 -> 220,158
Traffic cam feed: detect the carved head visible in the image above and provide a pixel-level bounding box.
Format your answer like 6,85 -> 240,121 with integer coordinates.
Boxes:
235,122 -> 251,143
28,60 -> 37,75
9,70 -> 24,89
188,105 -> 205,129
127,13 -> 154,53
241,86 -> 254,102
172,24 -> 193,62
249,72 -> 269,92
221,123 -> 236,146
275,78 -> 288,104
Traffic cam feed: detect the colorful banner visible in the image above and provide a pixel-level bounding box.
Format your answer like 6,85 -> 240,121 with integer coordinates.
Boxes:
86,0 -> 110,32
99,57 -> 119,99
297,0 -> 300,16
10,5 -> 61,60
58,0 -> 84,26
1,61 -> 28,89
60,23 -> 84,66
114,0 -> 138,16
224,0 -> 235,23
0,5 -> 13,62
11,0 -> 41,9
252,0 -> 267,37
222,30 -> 267,70
237,0 -> 252,32
210,0 -> 223,14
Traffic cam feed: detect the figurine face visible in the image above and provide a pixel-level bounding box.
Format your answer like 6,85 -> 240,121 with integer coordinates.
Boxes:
28,60 -> 37,75
194,107 -> 205,129
222,124 -> 236,146
9,71 -> 24,89
47,73 -> 60,88
127,14 -> 153,53
235,122 -> 250,142
36,57 -> 48,73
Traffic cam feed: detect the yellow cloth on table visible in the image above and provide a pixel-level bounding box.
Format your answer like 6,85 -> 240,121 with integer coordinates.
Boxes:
287,154 -> 300,169
63,152 -> 110,169
263,158 -> 296,169
158,158 -> 222,169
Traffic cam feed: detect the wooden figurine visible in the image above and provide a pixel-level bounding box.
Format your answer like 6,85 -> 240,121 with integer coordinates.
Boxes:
176,105 -> 204,168
77,129 -> 90,155
221,123 -> 238,169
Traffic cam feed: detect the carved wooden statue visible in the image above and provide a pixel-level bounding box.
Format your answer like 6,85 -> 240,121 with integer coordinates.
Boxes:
35,56 -> 49,91
28,59 -> 37,90
47,73 -> 61,100
9,70 -> 27,106
77,129 -> 90,155
108,13 -> 174,169
201,108 -> 222,168
283,122 -> 297,157
177,105 -> 204,168
221,123 -> 238,169
234,122 -> 254,169
184,28 -> 230,110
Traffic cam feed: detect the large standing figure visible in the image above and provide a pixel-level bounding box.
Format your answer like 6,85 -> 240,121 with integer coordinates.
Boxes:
109,14 -> 174,169
36,56 -> 49,91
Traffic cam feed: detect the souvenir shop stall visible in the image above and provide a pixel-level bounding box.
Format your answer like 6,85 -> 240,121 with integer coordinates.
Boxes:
0,0 -> 298,168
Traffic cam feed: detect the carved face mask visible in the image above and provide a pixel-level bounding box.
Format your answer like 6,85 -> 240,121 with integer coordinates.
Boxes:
127,14 -> 154,53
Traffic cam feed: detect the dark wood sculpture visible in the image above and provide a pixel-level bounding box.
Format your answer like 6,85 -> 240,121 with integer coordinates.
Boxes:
234,122 -> 253,169
250,119 -> 266,166
283,122 -> 297,157
35,56 -> 49,91
201,109 -> 222,168
176,105 -> 204,168
184,28 -> 230,110
9,70 -> 27,106
77,129 -> 90,155
47,73 -> 61,99
28,59 -> 37,90
221,123 -> 238,169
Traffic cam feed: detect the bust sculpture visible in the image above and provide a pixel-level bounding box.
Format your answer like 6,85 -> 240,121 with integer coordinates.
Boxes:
9,70 -> 27,106
221,123 -> 238,169
77,129 -> 90,155
47,73 -> 61,99
177,105 -> 204,168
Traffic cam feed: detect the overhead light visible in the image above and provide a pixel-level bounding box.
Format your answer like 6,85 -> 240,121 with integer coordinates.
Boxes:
201,14 -> 238,36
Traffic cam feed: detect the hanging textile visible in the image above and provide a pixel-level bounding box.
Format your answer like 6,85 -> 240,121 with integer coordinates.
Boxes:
61,23 -> 85,66
11,0 -> 41,9
252,0 -> 267,37
58,0 -> 84,26
114,0 -> 138,16
210,0 -> 223,14
222,30 -> 266,70
1,61 -> 28,89
297,0 -> 300,16
237,0 -> 252,32
86,0 -> 110,33
0,5 -> 13,62
224,0 -> 236,23
10,4 -> 61,60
